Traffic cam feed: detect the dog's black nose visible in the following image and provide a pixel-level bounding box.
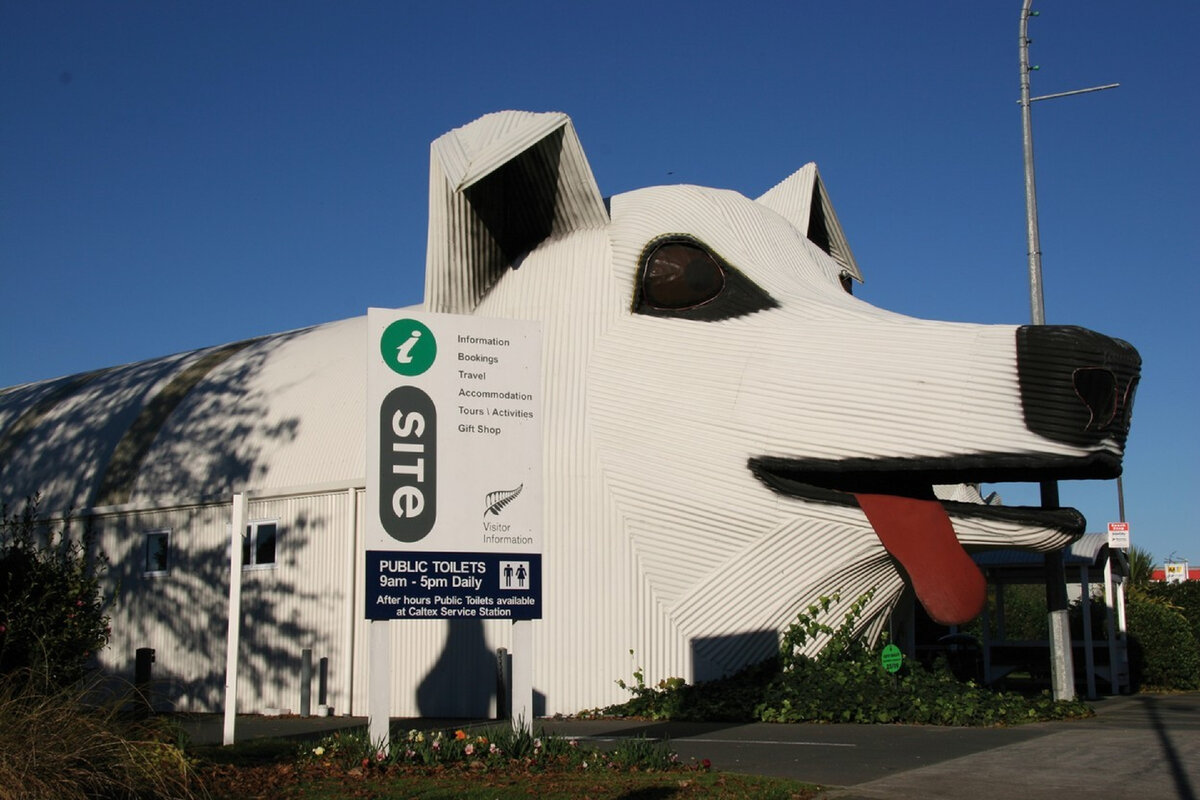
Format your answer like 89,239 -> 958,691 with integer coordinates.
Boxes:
1016,325 -> 1141,449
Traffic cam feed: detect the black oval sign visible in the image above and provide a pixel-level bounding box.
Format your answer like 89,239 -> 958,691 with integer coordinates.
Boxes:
379,385 -> 436,542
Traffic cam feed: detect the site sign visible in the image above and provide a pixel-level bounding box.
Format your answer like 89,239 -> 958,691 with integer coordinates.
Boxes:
366,309 -> 542,621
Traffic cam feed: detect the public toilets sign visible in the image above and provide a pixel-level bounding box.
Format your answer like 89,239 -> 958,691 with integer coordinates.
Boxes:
365,309 -> 543,620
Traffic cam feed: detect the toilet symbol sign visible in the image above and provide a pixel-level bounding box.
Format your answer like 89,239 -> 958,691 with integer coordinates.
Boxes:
500,561 -> 530,590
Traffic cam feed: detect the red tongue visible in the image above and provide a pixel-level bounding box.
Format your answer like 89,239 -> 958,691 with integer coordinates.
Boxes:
854,492 -> 986,626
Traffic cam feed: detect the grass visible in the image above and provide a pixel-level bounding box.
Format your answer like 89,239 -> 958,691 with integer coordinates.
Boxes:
282,770 -> 816,799
196,746 -> 819,799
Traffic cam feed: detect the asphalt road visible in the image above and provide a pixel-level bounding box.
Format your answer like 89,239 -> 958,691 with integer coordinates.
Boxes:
182,692 -> 1200,799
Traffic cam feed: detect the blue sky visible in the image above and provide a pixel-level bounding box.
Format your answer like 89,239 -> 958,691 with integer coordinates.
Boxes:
2,1 -> 1196,565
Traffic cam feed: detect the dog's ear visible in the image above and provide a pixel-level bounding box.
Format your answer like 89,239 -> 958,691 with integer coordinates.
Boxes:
424,111 -> 609,313
757,164 -> 863,286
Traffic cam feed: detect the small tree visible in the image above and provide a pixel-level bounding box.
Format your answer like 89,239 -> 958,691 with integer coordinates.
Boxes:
0,496 -> 111,688
1124,545 -> 1156,593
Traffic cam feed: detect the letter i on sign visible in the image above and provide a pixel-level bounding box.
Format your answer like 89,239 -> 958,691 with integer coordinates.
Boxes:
395,330 -> 421,364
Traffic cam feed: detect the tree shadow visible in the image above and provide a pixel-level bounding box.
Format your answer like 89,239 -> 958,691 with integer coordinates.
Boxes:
1,327 -> 349,712
1138,695 -> 1197,800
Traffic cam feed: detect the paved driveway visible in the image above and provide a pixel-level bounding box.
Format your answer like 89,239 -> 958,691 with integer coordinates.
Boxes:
544,693 -> 1200,799
182,692 -> 1200,800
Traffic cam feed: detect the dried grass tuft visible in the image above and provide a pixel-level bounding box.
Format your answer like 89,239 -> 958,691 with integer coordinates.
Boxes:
0,671 -> 204,800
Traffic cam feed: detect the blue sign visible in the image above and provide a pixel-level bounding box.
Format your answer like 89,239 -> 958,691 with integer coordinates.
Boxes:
365,550 -> 542,620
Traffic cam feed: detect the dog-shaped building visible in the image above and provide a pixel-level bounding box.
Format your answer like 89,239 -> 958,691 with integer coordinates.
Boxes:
0,110 -> 1139,716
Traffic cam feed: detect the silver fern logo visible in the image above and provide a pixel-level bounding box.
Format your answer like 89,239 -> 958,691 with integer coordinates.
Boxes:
483,484 -> 523,517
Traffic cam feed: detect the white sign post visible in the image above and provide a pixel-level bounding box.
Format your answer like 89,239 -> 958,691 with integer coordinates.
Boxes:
366,309 -> 543,744
1104,521 -> 1132,691
222,492 -> 247,746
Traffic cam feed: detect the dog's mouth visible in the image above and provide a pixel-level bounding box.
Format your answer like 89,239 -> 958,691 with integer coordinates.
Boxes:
749,454 -> 1105,625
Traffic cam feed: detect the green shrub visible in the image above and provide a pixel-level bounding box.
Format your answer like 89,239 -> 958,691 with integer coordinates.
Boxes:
600,590 -> 1092,726
1144,580 -> 1200,651
1,496 -> 111,688
1126,596 -> 1200,690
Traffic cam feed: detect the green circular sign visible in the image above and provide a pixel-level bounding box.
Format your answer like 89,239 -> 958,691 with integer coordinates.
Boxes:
380,318 -> 437,376
881,644 -> 903,673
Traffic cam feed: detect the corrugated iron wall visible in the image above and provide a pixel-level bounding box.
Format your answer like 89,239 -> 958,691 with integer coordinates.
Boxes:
94,489 -> 356,714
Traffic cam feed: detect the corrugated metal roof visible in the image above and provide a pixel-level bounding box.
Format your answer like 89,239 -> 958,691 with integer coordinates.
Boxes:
0,315 -> 376,513
973,532 -> 1114,569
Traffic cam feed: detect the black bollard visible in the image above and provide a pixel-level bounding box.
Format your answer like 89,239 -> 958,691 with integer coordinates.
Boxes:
496,647 -> 511,720
134,648 -> 155,718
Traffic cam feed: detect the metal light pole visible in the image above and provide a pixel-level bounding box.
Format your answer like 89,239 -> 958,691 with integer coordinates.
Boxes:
1019,0 -> 1118,702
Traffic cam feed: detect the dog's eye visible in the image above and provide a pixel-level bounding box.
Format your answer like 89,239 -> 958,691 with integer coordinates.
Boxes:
635,237 -> 778,321
642,243 -> 725,309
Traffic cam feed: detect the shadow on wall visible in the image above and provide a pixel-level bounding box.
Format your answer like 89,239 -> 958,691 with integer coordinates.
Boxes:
1,329 -> 340,712
692,629 -> 780,684
417,620 -> 499,718
415,619 -> 548,719
101,509 -> 332,712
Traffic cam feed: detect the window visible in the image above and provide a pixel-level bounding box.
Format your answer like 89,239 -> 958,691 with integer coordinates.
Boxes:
144,530 -> 170,576
242,520 -> 278,570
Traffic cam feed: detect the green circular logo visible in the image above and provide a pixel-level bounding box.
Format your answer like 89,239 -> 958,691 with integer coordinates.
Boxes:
881,643 -> 903,673
380,318 -> 437,376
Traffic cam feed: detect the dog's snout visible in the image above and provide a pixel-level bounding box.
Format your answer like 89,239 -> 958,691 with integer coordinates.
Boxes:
1017,325 -> 1141,448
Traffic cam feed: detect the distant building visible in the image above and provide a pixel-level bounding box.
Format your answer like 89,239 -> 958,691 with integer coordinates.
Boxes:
1152,562 -> 1198,583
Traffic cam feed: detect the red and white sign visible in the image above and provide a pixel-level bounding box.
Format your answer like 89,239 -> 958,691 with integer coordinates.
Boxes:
1107,521 -> 1130,550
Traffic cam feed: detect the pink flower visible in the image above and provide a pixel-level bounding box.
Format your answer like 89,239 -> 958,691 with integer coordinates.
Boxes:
464,743 -> 475,756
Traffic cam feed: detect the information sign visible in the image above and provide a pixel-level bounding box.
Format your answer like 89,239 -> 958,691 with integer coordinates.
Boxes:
1107,521 -> 1130,550
366,309 -> 542,620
